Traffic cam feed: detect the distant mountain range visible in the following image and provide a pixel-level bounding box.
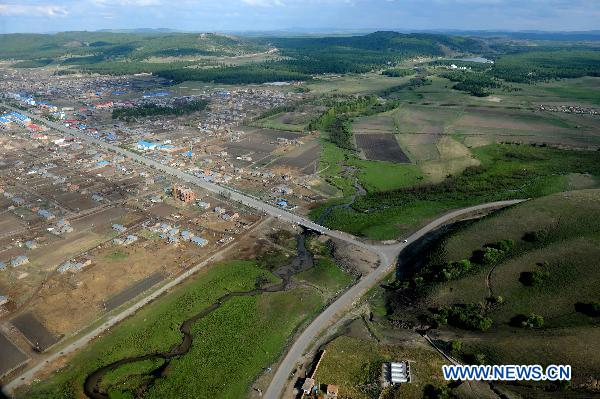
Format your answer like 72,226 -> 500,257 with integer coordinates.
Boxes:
91,27 -> 600,41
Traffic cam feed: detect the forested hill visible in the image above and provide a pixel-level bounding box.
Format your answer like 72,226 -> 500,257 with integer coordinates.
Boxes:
0,31 -> 267,61
0,30 -> 495,83
263,31 -> 489,56
3,30 -> 599,85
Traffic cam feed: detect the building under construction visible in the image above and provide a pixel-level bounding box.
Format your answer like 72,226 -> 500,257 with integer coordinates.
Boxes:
173,185 -> 196,203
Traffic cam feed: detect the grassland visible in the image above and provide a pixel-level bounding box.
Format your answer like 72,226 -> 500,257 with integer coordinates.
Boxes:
390,190 -> 600,388
305,73 -> 414,96
314,336 -> 449,399
22,244 -> 353,399
316,143 -> 600,240
349,158 -> 423,193
144,287 -> 323,399
296,257 -> 354,295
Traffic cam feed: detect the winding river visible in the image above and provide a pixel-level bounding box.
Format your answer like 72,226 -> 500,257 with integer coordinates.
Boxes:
83,233 -> 314,398
317,166 -> 367,225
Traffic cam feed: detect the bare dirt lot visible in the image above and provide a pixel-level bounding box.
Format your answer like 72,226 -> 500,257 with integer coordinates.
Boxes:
11,312 -> 58,351
272,140 -> 320,174
0,332 -> 28,377
104,272 -> 166,310
355,133 -> 410,163
0,212 -> 26,237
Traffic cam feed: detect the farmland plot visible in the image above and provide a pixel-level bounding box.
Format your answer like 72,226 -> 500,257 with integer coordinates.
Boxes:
355,133 -> 410,163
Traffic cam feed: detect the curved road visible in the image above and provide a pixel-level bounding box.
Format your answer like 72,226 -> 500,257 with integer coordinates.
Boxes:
0,103 -> 525,398
263,199 -> 525,399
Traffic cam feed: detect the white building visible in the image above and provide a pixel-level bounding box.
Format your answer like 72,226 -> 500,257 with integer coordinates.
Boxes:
389,361 -> 411,384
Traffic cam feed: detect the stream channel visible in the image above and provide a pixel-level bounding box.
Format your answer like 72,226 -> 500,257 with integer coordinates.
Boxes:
83,232 -> 314,398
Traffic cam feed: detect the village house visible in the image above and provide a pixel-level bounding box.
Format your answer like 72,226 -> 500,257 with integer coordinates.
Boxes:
11,255 -> 29,268
222,211 -> 239,221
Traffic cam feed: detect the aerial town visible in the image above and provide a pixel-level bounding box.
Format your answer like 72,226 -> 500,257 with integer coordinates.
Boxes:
0,66 -> 328,388
0,13 -> 599,399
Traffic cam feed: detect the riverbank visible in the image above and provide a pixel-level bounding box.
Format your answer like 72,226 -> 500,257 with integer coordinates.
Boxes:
19,232 -> 353,399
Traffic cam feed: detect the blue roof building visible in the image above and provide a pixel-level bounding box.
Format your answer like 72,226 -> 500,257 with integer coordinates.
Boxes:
11,256 -> 29,267
181,231 -> 194,241
10,112 -> 31,122
37,209 -> 55,220
191,237 -> 208,247
112,224 -> 127,233
137,141 -> 158,151
143,91 -> 170,98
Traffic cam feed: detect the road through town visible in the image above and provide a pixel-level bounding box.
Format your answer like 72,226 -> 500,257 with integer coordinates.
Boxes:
1,217 -> 272,396
0,103 -> 525,398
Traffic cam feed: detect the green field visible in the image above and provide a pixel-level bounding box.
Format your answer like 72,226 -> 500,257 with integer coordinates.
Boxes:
296,257 -> 354,295
22,246 -> 352,399
315,144 -> 600,240
144,287 -> 322,399
314,336 -> 449,399
389,190 -> 600,388
349,158 -> 423,193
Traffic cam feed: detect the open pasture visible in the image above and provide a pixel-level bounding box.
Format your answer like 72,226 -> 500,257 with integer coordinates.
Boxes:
306,73 -> 411,95
253,104 -> 326,132
410,190 -> 600,383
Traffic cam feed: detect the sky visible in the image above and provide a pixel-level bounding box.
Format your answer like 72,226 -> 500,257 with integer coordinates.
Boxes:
0,0 -> 599,34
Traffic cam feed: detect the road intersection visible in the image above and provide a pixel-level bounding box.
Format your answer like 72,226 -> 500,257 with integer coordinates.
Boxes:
0,103 -> 525,398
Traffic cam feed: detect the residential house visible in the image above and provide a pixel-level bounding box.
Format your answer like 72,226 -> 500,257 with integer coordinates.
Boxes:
11,256 -> 29,267
191,237 -> 208,247
112,224 -> 127,233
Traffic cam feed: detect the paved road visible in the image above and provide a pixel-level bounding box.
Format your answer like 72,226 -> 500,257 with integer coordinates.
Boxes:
1,217 -> 271,396
263,199 -> 525,399
0,104 -> 341,240
1,103 -> 525,398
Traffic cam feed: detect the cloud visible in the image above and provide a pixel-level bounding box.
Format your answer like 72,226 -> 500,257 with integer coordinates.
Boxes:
0,3 -> 69,17
241,0 -> 284,6
91,0 -> 163,6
